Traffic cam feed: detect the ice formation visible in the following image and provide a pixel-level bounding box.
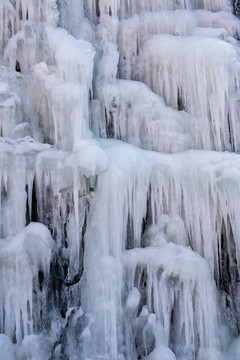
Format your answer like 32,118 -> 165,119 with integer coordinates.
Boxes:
1,0 -> 240,359
0,223 -> 55,344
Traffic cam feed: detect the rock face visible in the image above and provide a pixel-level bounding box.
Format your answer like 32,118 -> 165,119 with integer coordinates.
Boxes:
1,0 -> 240,359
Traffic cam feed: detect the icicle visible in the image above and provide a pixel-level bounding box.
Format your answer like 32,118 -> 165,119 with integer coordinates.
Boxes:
0,223 -> 55,344
1,0 -> 240,359
139,34 -> 240,151
123,242 -> 223,360
90,0 -> 232,20
28,63 -> 92,150
94,79 -> 195,153
0,137 -> 50,237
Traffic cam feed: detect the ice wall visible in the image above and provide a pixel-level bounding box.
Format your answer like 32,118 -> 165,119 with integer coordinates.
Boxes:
0,223 -> 55,344
0,0 -> 240,360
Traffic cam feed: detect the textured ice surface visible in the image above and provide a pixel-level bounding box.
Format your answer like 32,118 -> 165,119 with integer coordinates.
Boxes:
0,334 -> 15,360
138,35 -> 240,151
29,62 -> 91,149
26,26 -> 95,150
0,67 -> 24,138
0,0 -> 240,359
123,242 -> 221,360
79,139 -> 240,359
20,335 -> 52,360
85,0 -> 231,19
226,335 -> 240,359
0,137 -> 50,237
93,79 -> 194,152
0,223 -> 55,344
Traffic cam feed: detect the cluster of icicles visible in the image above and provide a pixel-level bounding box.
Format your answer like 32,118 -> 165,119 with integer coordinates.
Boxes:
1,0 -> 240,359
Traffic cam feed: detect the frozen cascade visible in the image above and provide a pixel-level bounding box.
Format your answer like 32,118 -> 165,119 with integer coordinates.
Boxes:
84,0 -> 231,20
0,223 -> 55,345
1,0 -> 240,360
123,244 -> 221,360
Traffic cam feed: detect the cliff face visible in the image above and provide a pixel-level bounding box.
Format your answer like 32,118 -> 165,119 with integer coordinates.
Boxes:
1,1 -> 240,359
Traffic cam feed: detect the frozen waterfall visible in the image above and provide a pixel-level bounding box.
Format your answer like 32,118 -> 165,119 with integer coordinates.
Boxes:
1,0 -> 240,359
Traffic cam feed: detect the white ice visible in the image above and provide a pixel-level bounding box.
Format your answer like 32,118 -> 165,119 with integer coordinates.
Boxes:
0,0 -> 240,359
0,223 -> 55,344
0,334 -> 15,360
138,35 -> 240,151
